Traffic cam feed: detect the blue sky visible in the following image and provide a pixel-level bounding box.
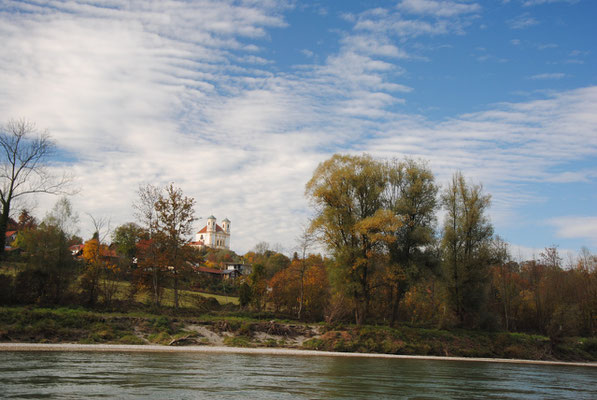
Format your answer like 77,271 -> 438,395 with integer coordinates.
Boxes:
0,0 -> 595,259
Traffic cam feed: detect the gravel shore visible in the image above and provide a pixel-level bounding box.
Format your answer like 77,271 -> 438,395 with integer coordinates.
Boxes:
1,343 -> 596,368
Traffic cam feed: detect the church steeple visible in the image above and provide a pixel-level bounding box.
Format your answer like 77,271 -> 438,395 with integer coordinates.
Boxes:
222,217 -> 231,234
207,215 -> 216,232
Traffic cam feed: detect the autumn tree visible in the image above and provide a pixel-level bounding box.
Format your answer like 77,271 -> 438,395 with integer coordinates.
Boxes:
306,154 -> 399,325
80,237 -> 103,306
295,226 -> 314,320
384,158 -> 439,325
575,247 -> 597,335
441,171 -> 493,327
269,254 -> 329,320
152,183 -> 196,309
132,184 -> 163,306
0,119 -> 70,257
488,237 -> 519,331
79,215 -> 119,306
16,208 -> 37,230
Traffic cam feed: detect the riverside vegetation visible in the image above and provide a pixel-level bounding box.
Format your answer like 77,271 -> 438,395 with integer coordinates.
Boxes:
0,134 -> 595,362
1,306 -> 596,362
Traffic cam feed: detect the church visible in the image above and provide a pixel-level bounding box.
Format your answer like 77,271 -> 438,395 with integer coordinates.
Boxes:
190,215 -> 231,250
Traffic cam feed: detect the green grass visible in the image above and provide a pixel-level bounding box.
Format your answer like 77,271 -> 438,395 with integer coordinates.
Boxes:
111,280 -> 239,306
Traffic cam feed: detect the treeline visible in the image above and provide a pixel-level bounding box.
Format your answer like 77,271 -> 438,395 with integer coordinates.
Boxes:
0,151 -> 595,341
253,154 -> 596,339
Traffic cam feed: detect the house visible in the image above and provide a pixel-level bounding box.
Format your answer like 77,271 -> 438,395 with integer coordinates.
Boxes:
5,230 -> 17,248
189,215 -> 231,250
225,262 -> 252,276
69,244 -> 84,256
195,266 -> 238,280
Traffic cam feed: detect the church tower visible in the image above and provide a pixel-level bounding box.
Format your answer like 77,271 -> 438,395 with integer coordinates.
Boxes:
222,218 -> 230,234
207,215 -> 216,233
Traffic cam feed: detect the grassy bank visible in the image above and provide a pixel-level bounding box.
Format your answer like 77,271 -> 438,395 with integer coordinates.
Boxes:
1,306 -> 596,362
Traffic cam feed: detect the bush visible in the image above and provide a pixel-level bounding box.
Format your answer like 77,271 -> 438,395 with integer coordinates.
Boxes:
118,334 -> 145,345
14,268 -> 48,304
303,338 -> 325,350
0,274 -> 14,305
223,336 -> 253,347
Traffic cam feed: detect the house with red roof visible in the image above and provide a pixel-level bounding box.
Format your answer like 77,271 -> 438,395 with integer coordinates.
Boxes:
189,215 -> 231,250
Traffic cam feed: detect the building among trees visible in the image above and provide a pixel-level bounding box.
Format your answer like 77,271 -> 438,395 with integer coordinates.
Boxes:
190,215 -> 231,250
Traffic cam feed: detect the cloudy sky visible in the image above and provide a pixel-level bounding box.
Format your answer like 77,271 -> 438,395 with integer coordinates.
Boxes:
1,0 -> 595,258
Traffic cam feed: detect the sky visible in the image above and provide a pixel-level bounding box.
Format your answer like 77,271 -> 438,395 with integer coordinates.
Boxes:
0,0 -> 595,259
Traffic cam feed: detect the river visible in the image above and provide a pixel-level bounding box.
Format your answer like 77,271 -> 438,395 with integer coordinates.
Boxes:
1,351 -> 596,399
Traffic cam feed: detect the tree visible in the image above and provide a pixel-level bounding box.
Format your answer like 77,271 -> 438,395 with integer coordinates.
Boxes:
152,183 -> 196,309
269,254 -> 329,320
112,222 -> 145,259
44,197 -> 80,240
248,263 -> 268,311
441,172 -> 493,327
133,184 -> 162,306
488,236 -> 518,331
384,158 -> 439,325
15,222 -> 77,304
16,208 -> 37,230
0,119 -> 70,256
295,226 -> 313,320
306,154 -> 399,325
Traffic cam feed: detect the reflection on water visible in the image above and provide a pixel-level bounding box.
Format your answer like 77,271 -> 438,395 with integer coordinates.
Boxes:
1,351 -> 596,399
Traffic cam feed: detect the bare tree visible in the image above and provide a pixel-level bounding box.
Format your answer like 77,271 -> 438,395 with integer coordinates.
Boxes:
133,184 -> 160,239
0,119 -> 70,256
295,224 -> 314,320
87,213 -> 111,243
133,184 -> 162,306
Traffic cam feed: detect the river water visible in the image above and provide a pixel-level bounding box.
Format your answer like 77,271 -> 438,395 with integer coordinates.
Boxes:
1,351 -> 596,399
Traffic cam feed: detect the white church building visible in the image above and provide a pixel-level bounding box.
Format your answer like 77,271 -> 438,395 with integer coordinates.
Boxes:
190,215 -> 231,250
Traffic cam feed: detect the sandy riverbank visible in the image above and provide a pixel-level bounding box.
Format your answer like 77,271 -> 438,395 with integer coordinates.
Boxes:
2,343 -> 596,368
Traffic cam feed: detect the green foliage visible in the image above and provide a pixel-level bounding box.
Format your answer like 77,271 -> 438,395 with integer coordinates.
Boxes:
118,334 -> 145,344
148,331 -> 171,344
306,154 -> 394,325
0,273 -> 14,304
238,282 -> 251,308
112,222 -> 145,259
248,263 -> 267,311
14,223 -> 77,304
223,335 -> 253,347
441,172 -> 493,327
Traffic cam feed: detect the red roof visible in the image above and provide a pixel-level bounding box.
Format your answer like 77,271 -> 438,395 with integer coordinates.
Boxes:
69,244 -> 84,252
195,266 -> 225,274
5,230 -> 17,238
197,224 -> 225,234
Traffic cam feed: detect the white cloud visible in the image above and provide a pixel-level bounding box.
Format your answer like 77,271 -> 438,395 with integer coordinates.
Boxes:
549,217 -> 597,246
522,0 -> 579,6
397,0 -> 481,17
528,72 -> 567,79
507,13 -> 539,29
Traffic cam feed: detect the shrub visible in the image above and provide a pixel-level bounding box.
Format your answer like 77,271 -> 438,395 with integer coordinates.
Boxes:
0,274 -> 14,305
223,336 -> 253,347
118,334 -> 145,345
303,338 -> 325,350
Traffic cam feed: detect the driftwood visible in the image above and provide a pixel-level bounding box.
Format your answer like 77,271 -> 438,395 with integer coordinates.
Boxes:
168,335 -> 198,346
